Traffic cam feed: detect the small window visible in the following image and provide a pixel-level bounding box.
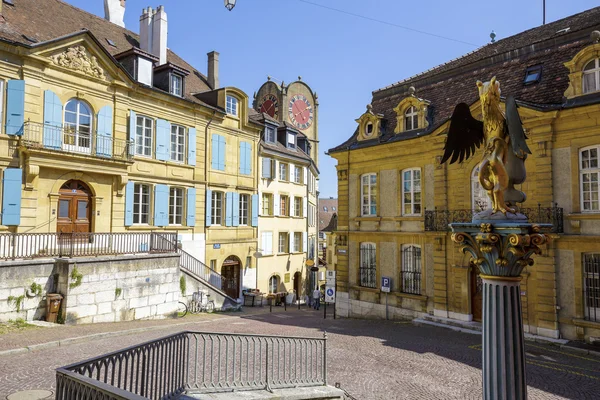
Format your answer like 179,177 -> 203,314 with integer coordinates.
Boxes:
262,193 -> 273,216
583,59 -> 600,94
135,115 -> 153,157
171,74 -> 183,97
524,65 -> 542,85
226,95 -> 238,116
365,122 -> 374,137
278,232 -> 289,254
265,126 -> 276,143
279,163 -> 288,181
239,194 -> 249,225
133,183 -> 151,224
106,38 -> 117,48
323,206 -> 328,211
170,124 -> 185,162
405,106 -> 418,131
287,132 -> 296,149
294,166 -> 302,184
211,191 -> 223,225
169,187 -> 184,225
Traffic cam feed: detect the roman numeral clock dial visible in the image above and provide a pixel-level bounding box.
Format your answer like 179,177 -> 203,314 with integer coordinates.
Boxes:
288,94 -> 313,130
258,94 -> 279,118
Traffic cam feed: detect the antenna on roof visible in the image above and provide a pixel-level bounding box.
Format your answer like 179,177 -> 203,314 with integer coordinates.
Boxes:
543,0 -> 546,25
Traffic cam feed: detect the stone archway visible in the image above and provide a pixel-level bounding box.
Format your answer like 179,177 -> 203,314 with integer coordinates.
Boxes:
221,256 -> 241,299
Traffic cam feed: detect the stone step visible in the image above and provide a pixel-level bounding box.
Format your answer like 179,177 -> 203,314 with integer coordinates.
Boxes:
421,314 -> 483,331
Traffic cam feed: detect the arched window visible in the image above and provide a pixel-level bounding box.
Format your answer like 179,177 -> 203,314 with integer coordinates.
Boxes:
583,58 -> 600,94
472,166 -> 491,212
269,275 -> 279,294
404,106 -> 418,131
64,99 -> 93,153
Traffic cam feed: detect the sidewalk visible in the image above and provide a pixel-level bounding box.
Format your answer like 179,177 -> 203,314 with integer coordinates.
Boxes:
0,307 -> 274,356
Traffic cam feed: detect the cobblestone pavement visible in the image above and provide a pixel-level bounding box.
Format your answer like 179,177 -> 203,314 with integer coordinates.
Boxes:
1,307 -> 599,399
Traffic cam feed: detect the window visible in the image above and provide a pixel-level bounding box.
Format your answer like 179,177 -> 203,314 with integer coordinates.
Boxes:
265,126 -> 276,143
210,260 -> 217,270
402,168 -> 422,215
401,245 -> 422,295
404,106 -> 418,131
583,58 -> 600,94
365,122 -> 374,137
262,193 -> 272,216
262,158 -> 274,179
280,195 -> 289,216
269,275 -> 279,294
323,206 -> 328,211
239,194 -> 249,225
294,197 -> 302,217
287,132 -> 296,149
278,232 -> 289,253
133,183 -> 150,224
279,163 -> 288,181
319,232 -> 325,240
359,243 -> 376,288
580,146 -> 600,212
584,253 -> 600,322
226,95 -> 238,116
308,237 -> 315,259
472,165 -> 491,212
64,99 -> 93,153
294,166 -> 302,184
211,191 -> 223,225
293,232 -> 302,253
171,74 -> 183,97
361,174 -> 377,216
136,115 -> 153,157
169,187 -> 184,225
332,207 -> 336,211
170,124 -> 185,162
261,231 -> 273,255
524,65 -> 542,85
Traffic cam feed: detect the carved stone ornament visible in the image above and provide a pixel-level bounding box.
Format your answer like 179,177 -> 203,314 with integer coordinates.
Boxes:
52,46 -> 105,79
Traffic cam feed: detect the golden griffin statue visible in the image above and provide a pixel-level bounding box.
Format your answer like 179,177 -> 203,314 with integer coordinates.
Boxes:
441,77 -> 531,215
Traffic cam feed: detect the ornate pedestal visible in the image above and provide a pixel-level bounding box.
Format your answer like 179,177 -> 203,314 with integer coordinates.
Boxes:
450,222 -> 549,400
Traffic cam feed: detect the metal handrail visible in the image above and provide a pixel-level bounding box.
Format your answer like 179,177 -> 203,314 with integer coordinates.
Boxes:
21,120 -> 134,161
424,204 -> 564,233
56,331 -> 328,399
0,232 -> 178,260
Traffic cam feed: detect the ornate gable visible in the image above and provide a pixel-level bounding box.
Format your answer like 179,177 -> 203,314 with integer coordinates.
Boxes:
393,87 -> 430,134
51,45 -> 106,80
355,104 -> 383,141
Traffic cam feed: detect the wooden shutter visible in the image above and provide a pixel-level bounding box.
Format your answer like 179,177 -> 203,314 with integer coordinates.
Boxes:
155,119 -> 170,161
274,194 -> 280,216
154,184 -> 169,226
6,80 -> 25,136
303,167 -> 308,186
43,90 -> 62,149
124,181 -> 134,226
205,189 -> 212,227
303,232 -> 308,254
262,158 -> 272,179
1,168 -> 22,226
188,127 -> 196,166
96,105 -> 113,157
186,187 -> 196,227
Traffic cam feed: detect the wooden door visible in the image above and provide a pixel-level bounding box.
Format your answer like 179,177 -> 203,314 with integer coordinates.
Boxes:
221,261 -> 240,299
471,267 -> 483,322
57,180 -> 91,234
293,272 -> 301,296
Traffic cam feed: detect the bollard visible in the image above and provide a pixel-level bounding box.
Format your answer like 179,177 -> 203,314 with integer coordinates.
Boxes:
324,300 -> 326,319
284,299 -> 287,311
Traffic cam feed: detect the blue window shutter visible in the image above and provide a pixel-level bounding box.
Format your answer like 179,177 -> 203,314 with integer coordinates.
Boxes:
156,119 -> 170,161
239,142 -> 245,175
43,90 -> 62,149
211,134 -> 219,170
218,135 -> 226,170
186,187 -> 196,227
232,192 -> 240,227
96,105 -> 113,157
129,110 -> 136,142
188,127 -> 196,166
251,194 -> 259,227
245,142 -> 252,175
1,169 -> 22,226
124,181 -> 134,226
225,192 -> 233,227
6,80 -> 25,136
154,184 -> 169,226
205,189 -> 212,227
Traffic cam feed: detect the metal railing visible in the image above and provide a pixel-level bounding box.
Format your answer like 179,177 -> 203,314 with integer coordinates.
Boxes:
56,331 -> 328,399
178,248 -> 222,289
0,232 -> 177,260
401,246 -> 422,295
424,204 -> 564,233
21,121 -> 134,162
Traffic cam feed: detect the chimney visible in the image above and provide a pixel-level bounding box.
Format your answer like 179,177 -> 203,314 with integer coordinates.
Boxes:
104,0 -> 126,28
207,51 -> 219,90
151,5 -> 168,65
139,7 -> 153,54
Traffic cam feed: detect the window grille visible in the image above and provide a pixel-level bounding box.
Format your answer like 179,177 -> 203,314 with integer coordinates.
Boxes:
359,243 -> 376,288
401,245 -> 421,295
584,253 -> 600,322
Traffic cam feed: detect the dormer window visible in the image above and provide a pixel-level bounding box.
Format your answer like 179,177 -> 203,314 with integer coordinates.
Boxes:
226,95 -> 238,116
405,106 -> 418,131
583,58 -> 600,94
365,122 -> 374,137
524,65 -> 542,85
171,74 -> 183,97
287,132 -> 296,149
265,125 -> 276,143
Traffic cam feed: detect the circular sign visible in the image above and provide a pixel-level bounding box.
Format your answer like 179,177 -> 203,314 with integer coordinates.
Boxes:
306,259 -> 315,266
326,288 -> 334,296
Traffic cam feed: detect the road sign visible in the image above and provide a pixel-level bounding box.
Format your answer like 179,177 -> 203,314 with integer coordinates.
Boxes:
326,270 -> 336,285
325,287 -> 335,303
381,276 -> 391,293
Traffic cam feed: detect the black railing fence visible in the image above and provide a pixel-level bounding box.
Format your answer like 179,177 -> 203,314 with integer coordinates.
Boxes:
584,253 -> 600,323
0,232 -> 177,260
424,204 -> 564,233
56,331 -> 328,400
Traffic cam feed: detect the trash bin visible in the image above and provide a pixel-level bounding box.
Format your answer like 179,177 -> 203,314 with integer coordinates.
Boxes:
46,293 -> 63,323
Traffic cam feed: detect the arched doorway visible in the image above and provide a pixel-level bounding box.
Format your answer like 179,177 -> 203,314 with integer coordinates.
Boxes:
221,256 -> 241,299
293,271 -> 302,298
57,180 -> 92,234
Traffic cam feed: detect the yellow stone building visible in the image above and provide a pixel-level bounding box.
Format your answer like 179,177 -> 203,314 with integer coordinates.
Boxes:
0,0 -> 261,301
328,8 -> 600,343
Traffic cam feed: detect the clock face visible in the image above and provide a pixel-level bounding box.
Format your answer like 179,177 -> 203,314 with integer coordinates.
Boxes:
288,94 -> 313,130
258,94 -> 279,118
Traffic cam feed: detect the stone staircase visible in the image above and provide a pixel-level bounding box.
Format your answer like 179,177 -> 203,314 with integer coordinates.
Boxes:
413,314 -> 482,335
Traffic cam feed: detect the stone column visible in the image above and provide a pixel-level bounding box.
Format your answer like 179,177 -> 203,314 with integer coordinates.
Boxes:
481,275 -> 527,400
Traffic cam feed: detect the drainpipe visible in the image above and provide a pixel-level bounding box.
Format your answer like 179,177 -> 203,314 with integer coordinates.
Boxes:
204,111 -> 216,263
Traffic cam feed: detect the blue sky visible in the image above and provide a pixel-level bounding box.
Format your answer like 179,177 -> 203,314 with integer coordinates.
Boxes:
68,0 -> 598,198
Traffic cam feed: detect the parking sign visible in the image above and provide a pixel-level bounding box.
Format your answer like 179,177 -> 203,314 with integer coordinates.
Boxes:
381,276 -> 391,293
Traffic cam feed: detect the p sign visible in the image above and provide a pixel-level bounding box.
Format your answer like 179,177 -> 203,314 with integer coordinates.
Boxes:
381,276 -> 391,293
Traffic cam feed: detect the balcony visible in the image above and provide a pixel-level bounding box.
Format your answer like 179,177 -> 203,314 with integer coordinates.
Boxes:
20,121 -> 134,162
424,205 -> 564,233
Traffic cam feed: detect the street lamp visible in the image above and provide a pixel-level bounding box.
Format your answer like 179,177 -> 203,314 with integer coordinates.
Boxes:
224,0 -> 236,11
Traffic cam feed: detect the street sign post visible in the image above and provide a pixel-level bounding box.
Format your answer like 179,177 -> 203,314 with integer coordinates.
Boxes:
325,287 -> 335,303
325,271 -> 336,319
381,276 -> 391,320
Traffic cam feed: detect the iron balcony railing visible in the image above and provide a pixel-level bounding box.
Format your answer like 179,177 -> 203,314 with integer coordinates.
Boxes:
56,331 -> 328,400
21,121 -> 134,162
0,231 -> 177,261
424,204 -> 564,233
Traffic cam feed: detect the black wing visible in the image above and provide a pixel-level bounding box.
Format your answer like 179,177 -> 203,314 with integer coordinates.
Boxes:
505,95 -> 531,159
441,103 -> 484,164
